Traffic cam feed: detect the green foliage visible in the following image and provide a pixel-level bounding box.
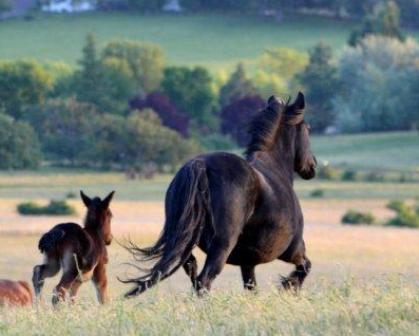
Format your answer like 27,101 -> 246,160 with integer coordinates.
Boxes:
17,200 -> 76,216
258,48 -> 309,81
341,169 -> 357,181
75,33 -> 103,107
219,63 -> 256,107
386,200 -> 419,228
335,36 -> 419,133
0,60 -> 52,119
28,98 -> 98,164
316,162 -> 340,180
342,210 -> 375,225
102,40 -> 164,94
65,191 -> 77,199
162,66 -> 217,130
198,133 -> 236,151
0,113 -> 42,169
349,1 -> 404,46
297,42 -> 338,133
310,189 -> 325,198
88,109 -> 201,169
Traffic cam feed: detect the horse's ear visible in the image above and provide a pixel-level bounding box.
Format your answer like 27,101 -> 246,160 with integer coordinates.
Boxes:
267,95 -> 285,112
80,190 -> 92,207
292,92 -> 305,111
102,191 -> 115,208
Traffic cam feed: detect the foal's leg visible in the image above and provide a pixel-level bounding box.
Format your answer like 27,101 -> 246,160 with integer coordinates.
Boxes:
92,263 -> 108,304
183,254 -> 198,288
32,256 -> 60,303
240,265 -> 257,290
69,280 -> 83,303
279,240 -> 311,291
52,253 -> 79,306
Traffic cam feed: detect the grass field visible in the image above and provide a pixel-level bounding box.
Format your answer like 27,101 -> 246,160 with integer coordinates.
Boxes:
0,12 -> 360,69
0,131 -> 418,334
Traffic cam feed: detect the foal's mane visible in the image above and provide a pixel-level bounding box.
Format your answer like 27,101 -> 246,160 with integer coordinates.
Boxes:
245,98 -> 288,158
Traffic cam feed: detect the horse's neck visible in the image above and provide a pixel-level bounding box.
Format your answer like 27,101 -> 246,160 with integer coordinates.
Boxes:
250,151 -> 294,186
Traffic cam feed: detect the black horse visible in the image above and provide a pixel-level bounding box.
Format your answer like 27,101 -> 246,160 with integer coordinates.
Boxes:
123,92 -> 316,296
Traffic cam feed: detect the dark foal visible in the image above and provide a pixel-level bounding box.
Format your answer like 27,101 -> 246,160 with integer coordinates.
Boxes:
32,191 -> 115,305
123,92 -> 316,296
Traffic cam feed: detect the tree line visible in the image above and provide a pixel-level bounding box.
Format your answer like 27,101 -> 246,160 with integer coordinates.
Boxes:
0,1 -> 417,170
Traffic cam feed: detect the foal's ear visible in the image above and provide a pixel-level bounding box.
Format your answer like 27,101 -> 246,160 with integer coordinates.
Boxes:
80,190 -> 92,207
102,191 -> 115,208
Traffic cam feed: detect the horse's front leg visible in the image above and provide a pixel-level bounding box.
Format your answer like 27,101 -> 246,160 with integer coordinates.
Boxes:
92,263 -> 108,304
278,239 -> 311,291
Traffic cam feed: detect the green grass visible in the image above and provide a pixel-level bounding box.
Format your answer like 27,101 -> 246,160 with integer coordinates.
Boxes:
312,131 -> 419,172
1,277 -> 418,335
0,131 -> 416,201
0,12 -> 359,69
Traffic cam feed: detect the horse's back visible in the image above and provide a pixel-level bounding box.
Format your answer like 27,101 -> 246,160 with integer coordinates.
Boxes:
0,279 -> 33,307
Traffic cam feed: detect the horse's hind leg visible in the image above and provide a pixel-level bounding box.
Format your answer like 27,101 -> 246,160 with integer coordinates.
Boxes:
279,240 -> 311,291
183,254 -> 198,289
240,265 -> 257,290
32,255 -> 60,302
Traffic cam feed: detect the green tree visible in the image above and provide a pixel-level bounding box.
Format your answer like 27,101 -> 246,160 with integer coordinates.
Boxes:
0,113 -> 41,169
89,109 -> 200,169
75,33 -> 104,107
335,36 -> 419,133
0,60 -> 52,119
297,42 -> 338,133
349,1 -> 404,46
219,63 -> 257,107
161,66 -> 217,130
258,48 -> 309,81
30,98 -> 99,164
102,40 -> 164,95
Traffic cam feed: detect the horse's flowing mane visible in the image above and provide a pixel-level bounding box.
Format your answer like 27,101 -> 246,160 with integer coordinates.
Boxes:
245,97 -> 288,158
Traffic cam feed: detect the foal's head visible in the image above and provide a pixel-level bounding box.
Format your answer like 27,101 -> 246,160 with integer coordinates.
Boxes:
80,191 -> 115,245
281,92 -> 317,179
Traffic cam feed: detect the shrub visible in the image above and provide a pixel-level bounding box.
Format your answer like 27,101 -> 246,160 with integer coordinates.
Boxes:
386,200 -> 419,228
364,171 -> 385,182
342,210 -> 375,225
310,189 -> 325,198
17,200 -> 76,216
65,191 -> 77,199
316,162 -> 339,180
341,169 -> 357,181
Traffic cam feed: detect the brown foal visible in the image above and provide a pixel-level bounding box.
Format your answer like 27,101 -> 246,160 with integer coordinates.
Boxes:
32,191 -> 115,306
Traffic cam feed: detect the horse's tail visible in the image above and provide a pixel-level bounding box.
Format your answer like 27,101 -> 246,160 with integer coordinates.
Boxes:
38,227 -> 65,253
122,159 -> 211,297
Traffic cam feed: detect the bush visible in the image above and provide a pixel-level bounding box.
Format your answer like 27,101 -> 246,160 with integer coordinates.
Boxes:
364,171 -> 385,182
316,162 -> 339,180
341,169 -> 357,181
342,210 -> 375,225
17,200 -> 76,216
386,200 -> 419,228
310,189 -> 325,198
65,191 -> 77,199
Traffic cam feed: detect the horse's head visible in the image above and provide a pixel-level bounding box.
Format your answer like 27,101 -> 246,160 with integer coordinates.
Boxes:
270,92 -> 316,179
81,191 -> 115,245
